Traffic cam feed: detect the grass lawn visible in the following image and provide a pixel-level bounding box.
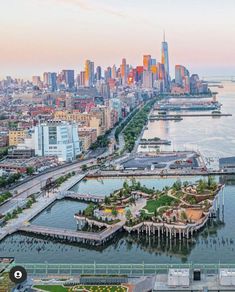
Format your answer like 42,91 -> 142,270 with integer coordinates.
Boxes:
143,195 -> 178,213
34,285 -> 127,292
34,285 -> 67,292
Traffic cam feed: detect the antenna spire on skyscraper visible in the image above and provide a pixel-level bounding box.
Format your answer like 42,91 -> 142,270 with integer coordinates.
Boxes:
163,30 -> 165,42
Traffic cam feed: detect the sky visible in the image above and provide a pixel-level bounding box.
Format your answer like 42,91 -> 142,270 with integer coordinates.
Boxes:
0,0 -> 235,79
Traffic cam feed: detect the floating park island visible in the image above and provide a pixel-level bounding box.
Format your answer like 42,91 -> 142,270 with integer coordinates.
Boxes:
75,177 -> 223,243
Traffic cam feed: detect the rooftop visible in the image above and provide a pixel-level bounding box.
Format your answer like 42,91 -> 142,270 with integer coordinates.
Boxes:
219,156 -> 235,165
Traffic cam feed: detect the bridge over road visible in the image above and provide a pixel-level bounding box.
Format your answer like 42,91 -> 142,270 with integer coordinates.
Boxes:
62,191 -> 105,203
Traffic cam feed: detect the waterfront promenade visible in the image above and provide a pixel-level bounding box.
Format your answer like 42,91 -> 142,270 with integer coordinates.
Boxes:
0,174 -> 86,242
0,171 -> 127,245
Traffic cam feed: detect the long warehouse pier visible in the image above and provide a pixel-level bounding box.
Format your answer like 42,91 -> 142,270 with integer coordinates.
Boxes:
150,113 -> 232,118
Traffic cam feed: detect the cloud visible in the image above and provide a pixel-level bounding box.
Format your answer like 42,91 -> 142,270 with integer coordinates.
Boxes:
42,0 -> 126,18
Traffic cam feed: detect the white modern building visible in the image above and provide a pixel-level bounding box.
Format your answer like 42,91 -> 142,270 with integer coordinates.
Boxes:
34,121 -> 81,162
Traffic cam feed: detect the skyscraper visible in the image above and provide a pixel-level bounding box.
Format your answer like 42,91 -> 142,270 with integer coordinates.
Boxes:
143,70 -> 153,89
143,55 -> 151,71
111,65 -> 116,79
161,31 -> 170,90
48,72 -> 57,91
85,60 -> 95,87
175,65 -> 189,86
120,58 -> 127,85
105,66 -> 112,82
96,66 -> 102,81
43,72 -> 49,85
80,71 -> 85,86
62,70 -> 74,89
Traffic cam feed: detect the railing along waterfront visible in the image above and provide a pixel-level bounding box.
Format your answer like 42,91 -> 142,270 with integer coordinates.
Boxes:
4,263 -> 235,276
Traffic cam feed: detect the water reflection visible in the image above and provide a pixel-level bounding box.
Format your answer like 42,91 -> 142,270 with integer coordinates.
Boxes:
0,217 -> 227,264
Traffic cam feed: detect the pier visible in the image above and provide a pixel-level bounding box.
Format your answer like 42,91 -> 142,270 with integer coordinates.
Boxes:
18,220 -> 125,245
124,216 -> 209,240
0,174 -> 87,243
150,113 -> 232,119
139,139 -> 171,145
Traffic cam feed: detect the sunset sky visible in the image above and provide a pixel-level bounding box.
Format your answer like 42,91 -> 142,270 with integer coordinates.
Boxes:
1,0 -> 235,79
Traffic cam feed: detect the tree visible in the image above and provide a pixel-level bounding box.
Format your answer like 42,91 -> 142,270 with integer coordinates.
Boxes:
129,197 -> 135,205
197,179 -> 207,193
173,180 -> 182,191
207,176 -> 216,190
125,209 -> 132,220
123,181 -> 129,191
131,178 -> 137,188
180,211 -> 187,221
84,203 -> 95,217
26,167 -> 35,175
111,208 -> 118,217
104,196 -> 111,205
81,164 -> 88,172
183,181 -> 189,188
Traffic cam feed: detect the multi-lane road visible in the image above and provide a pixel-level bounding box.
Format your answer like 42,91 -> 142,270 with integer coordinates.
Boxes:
0,158 -> 96,215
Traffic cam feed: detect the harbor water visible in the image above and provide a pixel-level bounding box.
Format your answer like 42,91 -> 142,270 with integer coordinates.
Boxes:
0,82 -> 235,264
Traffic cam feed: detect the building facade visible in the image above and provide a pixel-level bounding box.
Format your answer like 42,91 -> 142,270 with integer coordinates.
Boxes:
35,121 -> 81,162
9,130 -> 27,146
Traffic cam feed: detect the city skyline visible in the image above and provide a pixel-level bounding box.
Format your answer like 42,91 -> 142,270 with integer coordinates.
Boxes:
1,0 -> 235,78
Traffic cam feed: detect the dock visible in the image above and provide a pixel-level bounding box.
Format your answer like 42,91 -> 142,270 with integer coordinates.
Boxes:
139,139 -> 171,145
150,113 -> 232,119
18,220 -> 125,245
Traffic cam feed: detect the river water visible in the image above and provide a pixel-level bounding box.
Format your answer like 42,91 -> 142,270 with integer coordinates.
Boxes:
140,81 -> 235,168
0,82 -> 235,264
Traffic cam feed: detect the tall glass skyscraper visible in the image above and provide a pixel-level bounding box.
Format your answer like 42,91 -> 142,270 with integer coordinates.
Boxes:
161,32 -> 170,91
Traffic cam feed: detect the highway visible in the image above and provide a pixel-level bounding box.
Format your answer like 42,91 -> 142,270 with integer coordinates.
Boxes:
0,158 -> 96,215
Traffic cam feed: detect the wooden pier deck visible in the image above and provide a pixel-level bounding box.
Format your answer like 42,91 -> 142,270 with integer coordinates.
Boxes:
18,221 -> 125,245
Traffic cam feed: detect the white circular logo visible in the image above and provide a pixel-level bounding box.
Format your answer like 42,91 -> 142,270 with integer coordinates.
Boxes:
14,271 -> 22,279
